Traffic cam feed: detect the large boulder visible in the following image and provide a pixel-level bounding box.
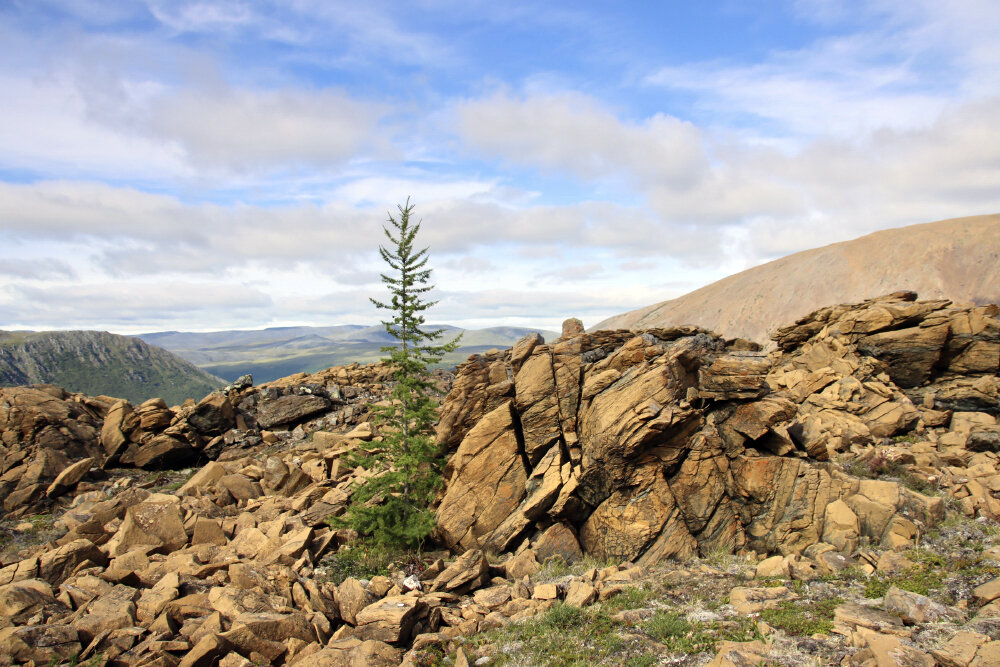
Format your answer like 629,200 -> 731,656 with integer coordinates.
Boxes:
256,394 -> 331,429
188,393 -> 236,435
435,402 -> 527,551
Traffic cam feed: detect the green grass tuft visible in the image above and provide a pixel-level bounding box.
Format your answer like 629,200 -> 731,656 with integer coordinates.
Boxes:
759,598 -> 842,636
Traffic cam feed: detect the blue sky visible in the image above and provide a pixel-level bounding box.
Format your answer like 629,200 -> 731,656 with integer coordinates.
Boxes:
1,0 -> 999,333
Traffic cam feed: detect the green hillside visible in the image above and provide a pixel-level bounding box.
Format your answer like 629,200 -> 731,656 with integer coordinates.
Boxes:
141,325 -> 557,383
0,330 -> 224,405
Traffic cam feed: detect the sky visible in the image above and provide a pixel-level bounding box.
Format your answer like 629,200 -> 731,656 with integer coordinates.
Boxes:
1,0 -> 999,334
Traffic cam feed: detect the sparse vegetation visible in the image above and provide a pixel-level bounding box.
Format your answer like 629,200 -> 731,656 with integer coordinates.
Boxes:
534,554 -> 618,583
839,451 -> 943,495
643,610 -> 760,654
0,512 -> 63,559
318,539 -> 421,584
758,597 -> 842,636
470,601 -> 647,666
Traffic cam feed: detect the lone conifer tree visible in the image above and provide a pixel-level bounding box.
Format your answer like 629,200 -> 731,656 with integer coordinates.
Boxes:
340,198 -> 459,547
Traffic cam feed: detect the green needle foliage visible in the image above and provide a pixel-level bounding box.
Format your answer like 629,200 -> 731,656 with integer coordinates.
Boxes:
338,198 -> 460,548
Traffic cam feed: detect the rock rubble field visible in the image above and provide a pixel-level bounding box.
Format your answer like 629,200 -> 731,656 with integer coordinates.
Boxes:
1,291 -> 999,666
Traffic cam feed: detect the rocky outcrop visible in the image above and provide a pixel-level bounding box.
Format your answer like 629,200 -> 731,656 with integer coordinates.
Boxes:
435,293 -> 999,564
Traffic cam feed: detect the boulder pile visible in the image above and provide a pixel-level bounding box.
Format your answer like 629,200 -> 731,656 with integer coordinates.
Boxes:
0,363 -> 402,518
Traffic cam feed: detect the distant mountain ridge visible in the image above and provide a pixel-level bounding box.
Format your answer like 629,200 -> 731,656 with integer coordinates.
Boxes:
0,330 -> 224,405
594,213 -> 1000,343
140,324 -> 558,383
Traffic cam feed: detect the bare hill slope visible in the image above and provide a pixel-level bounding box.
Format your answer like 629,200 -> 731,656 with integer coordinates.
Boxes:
593,213 -> 1000,343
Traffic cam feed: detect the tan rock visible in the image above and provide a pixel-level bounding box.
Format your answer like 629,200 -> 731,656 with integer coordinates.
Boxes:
706,640 -> 769,667
581,465 -> 693,562
532,583 -> 559,600
431,549 -> 490,595
105,500 -> 188,557
338,577 -> 377,625
973,577 -> 1000,606
0,624 -> 81,665
226,613 -> 316,660
179,461 -> 227,495
755,555 -> 790,579
931,631 -> 991,667
436,402 -> 528,551
532,522 -> 583,564
101,400 -> 134,458
46,456 -> 94,498
564,581 -> 597,607
473,585 -> 512,609
876,551 -> 915,574
855,626 -> 934,667
822,499 -> 860,553
178,634 -> 233,667
971,641 -> 1000,667
308,638 -> 401,666
514,351 -> 563,464
883,586 -> 964,624
137,572 -> 180,624
0,578 -> 60,619
208,585 -> 285,620
38,538 -> 107,585
0,558 -> 39,586
504,549 -> 540,580
218,474 -> 263,502
354,595 -> 427,644
833,602 -> 906,635
729,586 -> 794,614
188,393 -> 235,435
192,517 -> 227,546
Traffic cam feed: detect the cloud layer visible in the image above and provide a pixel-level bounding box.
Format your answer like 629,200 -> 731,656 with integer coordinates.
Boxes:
1,1 -> 998,333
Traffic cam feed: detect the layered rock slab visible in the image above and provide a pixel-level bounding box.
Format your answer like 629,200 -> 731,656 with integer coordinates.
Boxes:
435,294 -> 997,563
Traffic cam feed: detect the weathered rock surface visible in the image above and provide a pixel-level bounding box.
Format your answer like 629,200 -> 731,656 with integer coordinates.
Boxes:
435,293 -> 998,563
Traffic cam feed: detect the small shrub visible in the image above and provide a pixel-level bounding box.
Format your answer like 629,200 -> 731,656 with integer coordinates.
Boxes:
759,598 -> 842,636
541,603 -> 587,631
643,611 -> 759,655
644,611 -> 690,643
319,540 -> 419,584
863,565 -> 943,599
470,602 -> 636,665
603,585 -> 658,612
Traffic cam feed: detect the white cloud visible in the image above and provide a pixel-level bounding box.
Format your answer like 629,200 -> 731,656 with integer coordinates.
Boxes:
456,92 -> 707,188
646,38 -> 948,141
2,0 -> 999,335
144,0 -> 257,33
0,259 -> 77,280
144,86 -> 385,169
1,281 -> 273,330
331,177 -> 499,208
0,72 -> 188,179
648,1 -> 1000,145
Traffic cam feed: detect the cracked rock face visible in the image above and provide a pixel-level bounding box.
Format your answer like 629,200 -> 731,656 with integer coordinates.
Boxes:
435,292 -> 999,563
